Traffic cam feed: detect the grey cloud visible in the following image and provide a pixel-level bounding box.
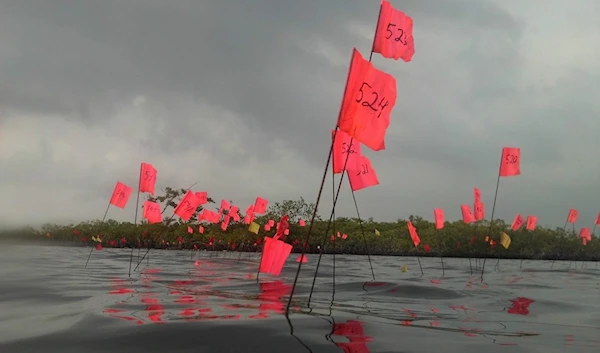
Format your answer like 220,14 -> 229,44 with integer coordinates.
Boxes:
0,0 -> 598,228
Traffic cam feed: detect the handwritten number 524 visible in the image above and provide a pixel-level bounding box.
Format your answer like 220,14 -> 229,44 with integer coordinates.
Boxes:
385,23 -> 407,45
356,82 -> 390,118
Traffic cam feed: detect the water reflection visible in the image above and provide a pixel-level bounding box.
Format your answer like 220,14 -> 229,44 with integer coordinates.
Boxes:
93,254 -> 596,352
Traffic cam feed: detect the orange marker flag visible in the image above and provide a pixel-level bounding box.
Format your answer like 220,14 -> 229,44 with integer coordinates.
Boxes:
511,213 -> 524,231
567,208 -> 578,223
173,191 -> 198,221
254,197 -> 269,215
474,202 -> 485,221
526,215 -> 537,231
407,221 -> 420,247
461,205 -> 475,223
348,156 -> 379,191
433,208 -> 444,230
373,0 -> 415,62
337,48 -> 397,151
332,129 -> 362,174
109,181 -> 133,209
139,162 -> 158,195
499,147 -> 521,177
142,201 -> 162,224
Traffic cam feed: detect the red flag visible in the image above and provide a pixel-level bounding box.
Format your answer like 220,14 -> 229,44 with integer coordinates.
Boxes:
596,212 -> 600,225
173,191 -> 198,221
348,156 -> 379,191
332,129 -> 362,174
579,228 -> 591,241
473,188 -> 481,204
139,162 -> 157,195
219,199 -> 231,211
254,197 -> 269,214
337,48 -> 397,151
407,221 -> 420,247
195,192 -> 208,205
567,209 -> 578,223
142,201 -> 162,224
474,202 -> 485,221
433,208 -> 444,230
109,181 -> 132,209
461,205 -> 475,223
511,213 -> 524,231
373,0 -> 415,62
499,147 -> 521,177
526,215 -> 537,231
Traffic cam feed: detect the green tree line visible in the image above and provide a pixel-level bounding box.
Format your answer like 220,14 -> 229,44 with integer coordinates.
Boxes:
1,186 -> 597,260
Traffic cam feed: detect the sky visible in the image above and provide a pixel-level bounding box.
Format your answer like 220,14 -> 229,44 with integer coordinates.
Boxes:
0,0 -> 599,228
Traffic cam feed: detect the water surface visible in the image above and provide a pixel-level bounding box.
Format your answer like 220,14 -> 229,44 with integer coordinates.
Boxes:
0,245 -> 599,352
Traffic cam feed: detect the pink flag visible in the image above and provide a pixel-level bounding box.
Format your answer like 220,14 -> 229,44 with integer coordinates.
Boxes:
142,201 -> 162,224
474,202 -> 485,221
499,147 -> 521,177
109,181 -> 132,209
567,209 -> 578,223
433,208 -> 444,230
526,215 -> 537,231
254,197 -> 269,214
373,0 -> 415,62
407,221 -> 420,247
461,205 -> 475,224
332,129 -> 362,174
299,219 -> 306,227
511,213 -> 524,231
348,156 -> 379,191
220,199 -> 230,211
579,228 -> 591,241
195,192 -> 208,205
139,162 -> 157,195
173,191 -> 198,221
473,188 -> 481,204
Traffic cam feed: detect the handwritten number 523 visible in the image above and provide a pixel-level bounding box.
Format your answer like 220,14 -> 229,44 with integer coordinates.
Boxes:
385,23 -> 407,45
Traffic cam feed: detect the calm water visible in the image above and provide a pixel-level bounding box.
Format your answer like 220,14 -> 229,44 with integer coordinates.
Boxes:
0,245 -> 599,352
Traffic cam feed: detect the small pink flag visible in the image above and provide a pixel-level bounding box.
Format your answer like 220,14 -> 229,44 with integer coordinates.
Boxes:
461,205 -> 475,224
348,156 -> 379,191
511,213 -> 524,231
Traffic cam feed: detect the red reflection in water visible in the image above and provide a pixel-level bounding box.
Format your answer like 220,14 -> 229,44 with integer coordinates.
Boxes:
507,297 -> 535,316
332,320 -> 373,353
256,281 -> 291,315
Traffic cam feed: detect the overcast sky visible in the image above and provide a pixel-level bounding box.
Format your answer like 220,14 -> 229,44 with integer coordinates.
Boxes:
0,0 -> 599,229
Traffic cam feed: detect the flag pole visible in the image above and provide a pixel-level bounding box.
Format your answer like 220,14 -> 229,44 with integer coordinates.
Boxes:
480,150 -> 504,281
134,182 -> 197,271
84,200 -> 112,268
305,2 -> 384,307
128,163 -> 143,277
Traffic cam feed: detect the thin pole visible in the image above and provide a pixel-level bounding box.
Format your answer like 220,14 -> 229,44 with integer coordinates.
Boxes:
350,188 -> 376,280
285,2 -> 382,316
128,163 -> 143,278
133,182 -> 197,271
284,134 -> 335,315
480,150 -> 504,281
84,200 -> 112,268
330,168 -> 337,306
